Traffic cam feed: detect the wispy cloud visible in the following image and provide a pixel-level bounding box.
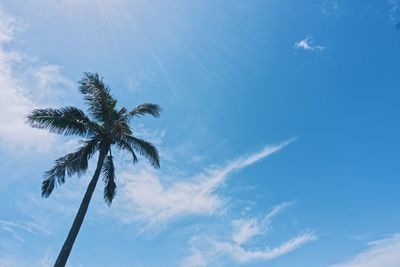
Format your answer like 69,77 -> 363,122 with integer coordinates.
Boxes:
182,203 -> 316,267
183,249 -> 208,267
321,1 -> 340,16
331,234 -> 400,267
0,220 -> 49,237
113,139 -> 295,226
0,218 -> 51,246
0,7 -> 73,153
0,219 -> 50,235
232,202 -> 292,245
0,252 -> 52,267
0,220 -> 52,266
294,36 -> 325,51
126,71 -> 155,92
215,231 -> 316,263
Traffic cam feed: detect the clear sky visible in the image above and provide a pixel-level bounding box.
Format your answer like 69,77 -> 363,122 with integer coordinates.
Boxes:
0,1 -> 399,267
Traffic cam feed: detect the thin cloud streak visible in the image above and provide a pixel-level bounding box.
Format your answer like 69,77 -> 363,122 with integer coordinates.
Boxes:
182,204 -> 316,267
0,220 -> 50,235
331,234 -> 400,267
115,139 -> 295,226
215,231 -> 317,262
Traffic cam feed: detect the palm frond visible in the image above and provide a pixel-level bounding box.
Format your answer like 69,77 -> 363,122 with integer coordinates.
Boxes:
115,139 -> 138,164
102,155 -> 116,205
117,107 -> 127,116
111,120 -> 132,140
26,107 -> 95,136
42,138 -> 99,197
127,103 -> 161,119
123,135 -> 160,168
79,72 -> 117,124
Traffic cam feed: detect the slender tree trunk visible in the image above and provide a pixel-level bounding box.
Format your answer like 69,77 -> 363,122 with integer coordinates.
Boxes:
53,147 -> 108,267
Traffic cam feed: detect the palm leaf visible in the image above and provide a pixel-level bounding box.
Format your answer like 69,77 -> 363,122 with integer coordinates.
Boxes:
102,155 -> 116,205
42,138 -> 99,197
115,139 -> 138,164
79,72 -> 117,124
127,103 -> 161,119
123,135 -> 160,168
26,107 -> 95,136
117,107 -> 127,116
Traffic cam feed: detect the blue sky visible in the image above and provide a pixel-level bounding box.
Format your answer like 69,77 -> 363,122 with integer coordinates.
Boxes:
0,0 -> 399,266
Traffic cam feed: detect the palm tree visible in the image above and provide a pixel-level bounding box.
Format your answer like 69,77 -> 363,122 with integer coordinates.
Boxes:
26,72 -> 161,267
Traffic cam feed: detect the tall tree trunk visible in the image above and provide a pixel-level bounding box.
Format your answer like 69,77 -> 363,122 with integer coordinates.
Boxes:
53,147 -> 108,267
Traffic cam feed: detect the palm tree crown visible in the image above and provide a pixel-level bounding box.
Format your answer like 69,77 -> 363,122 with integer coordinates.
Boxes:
27,72 -> 160,205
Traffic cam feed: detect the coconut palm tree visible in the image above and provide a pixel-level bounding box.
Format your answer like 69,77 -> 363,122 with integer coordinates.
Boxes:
26,72 -> 161,267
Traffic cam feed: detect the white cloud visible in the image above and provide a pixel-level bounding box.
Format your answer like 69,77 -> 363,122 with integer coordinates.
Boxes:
0,7 -> 73,153
232,202 -> 292,245
264,201 -> 293,221
182,204 -> 316,267
183,249 -> 208,267
0,8 -> 19,43
29,64 -> 74,104
331,234 -> 400,267
215,231 -> 316,263
231,218 -> 261,245
113,139 -> 294,226
294,36 -> 325,51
